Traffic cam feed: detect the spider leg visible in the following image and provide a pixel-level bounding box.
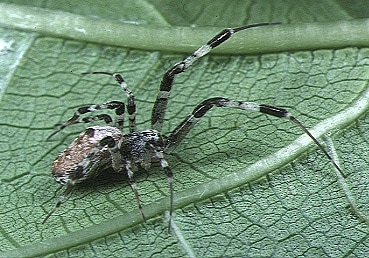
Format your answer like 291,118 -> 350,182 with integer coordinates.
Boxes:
97,135 -> 147,222
154,152 -> 174,231
47,101 -> 125,140
165,97 -> 346,178
151,22 -> 281,132
125,161 -> 147,222
42,182 -> 74,223
82,72 -> 137,133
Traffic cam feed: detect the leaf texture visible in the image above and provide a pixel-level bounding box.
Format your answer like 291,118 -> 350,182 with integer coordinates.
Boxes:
1,1 -> 369,257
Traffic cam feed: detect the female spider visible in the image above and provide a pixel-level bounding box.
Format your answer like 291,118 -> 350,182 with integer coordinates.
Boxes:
43,22 -> 345,229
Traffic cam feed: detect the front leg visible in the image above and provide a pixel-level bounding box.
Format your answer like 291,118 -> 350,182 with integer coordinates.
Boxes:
47,101 -> 125,140
151,22 -> 280,132
164,97 -> 345,178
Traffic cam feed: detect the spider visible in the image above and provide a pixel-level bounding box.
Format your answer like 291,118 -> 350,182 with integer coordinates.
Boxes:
43,22 -> 345,229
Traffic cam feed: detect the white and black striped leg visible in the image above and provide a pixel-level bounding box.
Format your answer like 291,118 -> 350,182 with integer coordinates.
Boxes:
125,161 -> 146,222
42,183 -> 74,224
155,152 -> 174,231
82,72 -> 137,133
151,22 -> 281,132
164,97 -> 346,178
95,136 -> 147,221
47,101 -> 125,140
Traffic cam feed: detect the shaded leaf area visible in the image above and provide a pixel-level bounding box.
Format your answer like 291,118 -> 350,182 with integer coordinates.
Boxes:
1,0 -> 369,257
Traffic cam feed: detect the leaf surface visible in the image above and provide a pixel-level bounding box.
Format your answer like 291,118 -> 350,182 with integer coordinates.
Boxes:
1,1 -> 369,257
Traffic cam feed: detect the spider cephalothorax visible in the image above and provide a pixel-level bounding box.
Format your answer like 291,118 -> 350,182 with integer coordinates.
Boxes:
43,22 -> 345,229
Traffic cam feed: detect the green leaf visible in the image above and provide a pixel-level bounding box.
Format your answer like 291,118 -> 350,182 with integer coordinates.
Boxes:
1,1 -> 369,257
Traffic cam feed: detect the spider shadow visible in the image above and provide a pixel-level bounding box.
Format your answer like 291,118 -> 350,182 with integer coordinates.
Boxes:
70,162 -> 164,196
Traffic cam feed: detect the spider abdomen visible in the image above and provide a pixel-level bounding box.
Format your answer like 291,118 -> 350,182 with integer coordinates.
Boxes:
52,126 -> 122,185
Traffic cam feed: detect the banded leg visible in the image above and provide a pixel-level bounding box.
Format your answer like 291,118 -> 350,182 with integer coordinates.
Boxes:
164,97 -> 346,178
82,72 -> 137,133
151,22 -> 281,132
97,136 -> 147,222
47,101 -> 125,140
125,161 -> 147,222
155,152 -> 174,231
42,183 -> 74,224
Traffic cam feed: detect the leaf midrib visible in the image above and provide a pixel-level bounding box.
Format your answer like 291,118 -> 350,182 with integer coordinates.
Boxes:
1,3 -> 369,54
